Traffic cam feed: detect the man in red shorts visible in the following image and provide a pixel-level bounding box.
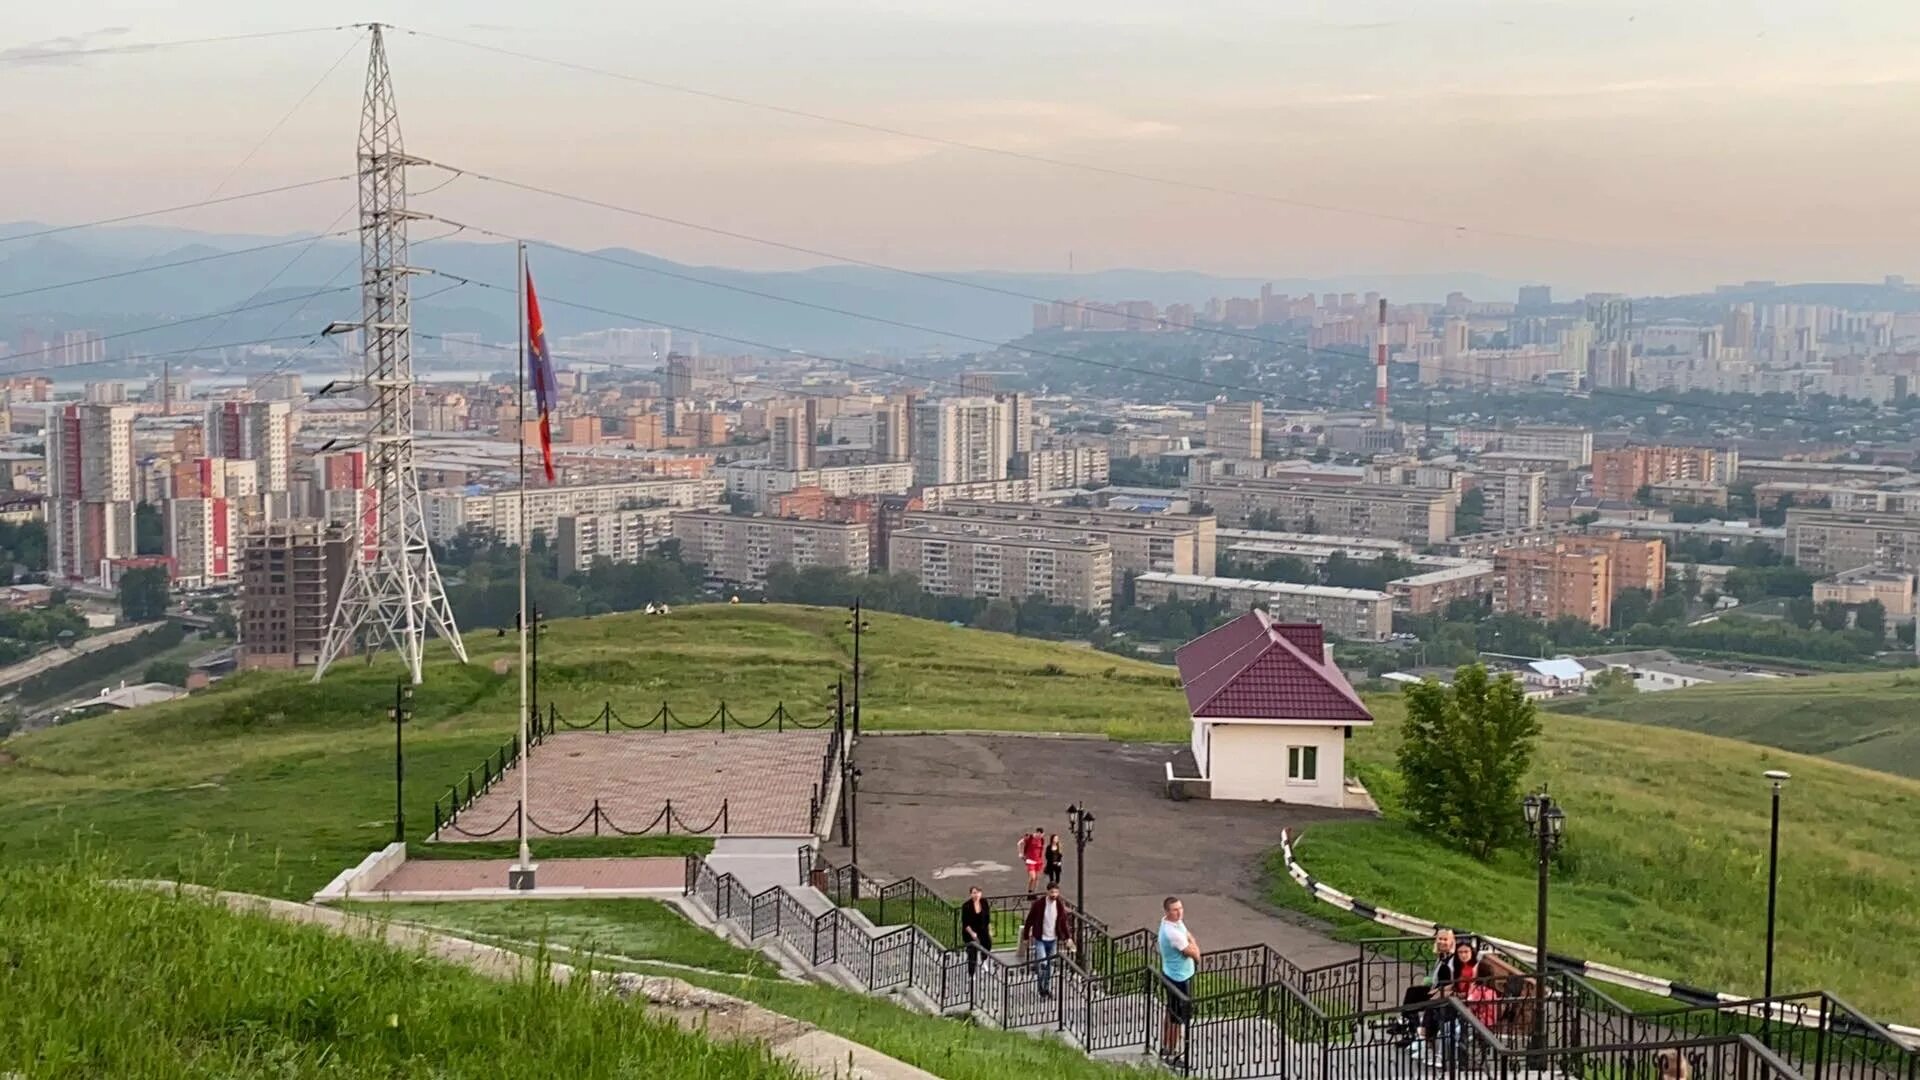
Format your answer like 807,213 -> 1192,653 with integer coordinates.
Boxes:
1018,825 -> 1046,893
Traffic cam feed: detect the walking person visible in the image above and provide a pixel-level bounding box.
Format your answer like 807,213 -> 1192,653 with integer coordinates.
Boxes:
960,886 -> 993,978
1021,883 -> 1076,1000
1044,833 -> 1065,889
1158,896 -> 1200,1066
1018,826 -> 1046,893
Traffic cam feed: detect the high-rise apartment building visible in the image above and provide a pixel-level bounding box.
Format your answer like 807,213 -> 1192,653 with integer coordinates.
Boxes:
424,478 -> 723,544
1186,478 -> 1455,545
555,507 -> 681,575
1517,285 -> 1553,312
996,391 -> 1033,464
872,396 -> 913,462
1012,446 -> 1111,490
888,524 -> 1112,615
767,399 -> 817,471
1496,546 -> 1613,627
1562,532 -> 1666,596
1785,509 -> 1920,575
1478,470 -> 1546,530
912,397 -> 1008,485
1591,446 -> 1731,503
671,509 -> 869,588
900,501 -> 1216,597
207,400 -> 293,517
46,403 -> 136,581
1204,401 -> 1264,459
239,521 -> 352,670
664,355 -> 694,399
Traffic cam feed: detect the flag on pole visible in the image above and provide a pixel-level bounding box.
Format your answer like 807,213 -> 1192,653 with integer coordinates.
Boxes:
524,266 -> 559,483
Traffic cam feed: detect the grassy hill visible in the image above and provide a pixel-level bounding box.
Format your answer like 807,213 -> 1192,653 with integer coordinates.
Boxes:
0,604 -> 1186,897
1549,671 -> 1920,780
1273,693 -> 1920,1020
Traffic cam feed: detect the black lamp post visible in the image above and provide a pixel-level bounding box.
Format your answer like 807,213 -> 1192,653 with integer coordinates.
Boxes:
528,604 -> 547,732
1067,802 -> 1095,954
847,599 -> 869,739
389,680 -> 413,844
1762,769 -> 1790,1020
1521,791 -> 1566,1053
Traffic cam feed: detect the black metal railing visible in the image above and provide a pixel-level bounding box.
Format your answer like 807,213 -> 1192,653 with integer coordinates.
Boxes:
432,798 -> 730,840
543,699 -> 834,734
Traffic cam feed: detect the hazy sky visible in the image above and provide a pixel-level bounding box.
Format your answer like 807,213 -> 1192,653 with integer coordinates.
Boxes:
6,0 -> 1920,295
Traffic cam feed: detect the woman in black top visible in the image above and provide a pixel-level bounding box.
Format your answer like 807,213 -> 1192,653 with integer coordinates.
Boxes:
960,886 -> 993,975
1045,834 -> 1065,889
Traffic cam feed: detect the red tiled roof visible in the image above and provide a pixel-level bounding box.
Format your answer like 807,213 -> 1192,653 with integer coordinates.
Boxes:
1174,610 -> 1372,723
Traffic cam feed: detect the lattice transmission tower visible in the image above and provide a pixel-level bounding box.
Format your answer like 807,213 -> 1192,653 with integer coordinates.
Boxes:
315,24 -> 467,683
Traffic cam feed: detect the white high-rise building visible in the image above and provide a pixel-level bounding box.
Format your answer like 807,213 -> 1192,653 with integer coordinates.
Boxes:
207,400 -> 293,516
46,403 -> 137,581
912,397 -> 1008,485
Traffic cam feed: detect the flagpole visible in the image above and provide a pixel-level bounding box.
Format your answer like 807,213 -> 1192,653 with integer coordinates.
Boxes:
514,240 -> 533,878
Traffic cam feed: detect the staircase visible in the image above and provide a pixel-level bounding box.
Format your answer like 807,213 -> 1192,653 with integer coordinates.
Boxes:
681,854 -> 1908,1080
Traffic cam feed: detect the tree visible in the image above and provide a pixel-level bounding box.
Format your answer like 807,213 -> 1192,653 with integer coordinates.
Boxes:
134,502 -> 166,556
1816,599 -> 1851,632
1397,665 -> 1543,860
973,599 -> 1017,633
144,660 -> 190,686
1610,587 -> 1653,630
1456,489 -> 1486,534
118,567 -> 170,622
1588,667 -> 1638,697
1785,596 -> 1815,630
1856,600 -> 1887,637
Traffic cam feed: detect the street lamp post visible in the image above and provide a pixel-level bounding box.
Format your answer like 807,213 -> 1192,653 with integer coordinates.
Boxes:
529,604 -> 541,732
390,680 -> 413,844
1521,791 -> 1566,1054
847,599 -> 868,739
1066,802 -> 1096,954
1763,769 -> 1790,1021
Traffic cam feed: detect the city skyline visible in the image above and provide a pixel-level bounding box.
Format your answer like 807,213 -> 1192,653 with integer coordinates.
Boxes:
5,1 -> 1920,295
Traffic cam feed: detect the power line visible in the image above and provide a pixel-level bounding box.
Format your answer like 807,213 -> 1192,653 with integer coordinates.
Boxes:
0,175 -> 352,247
0,26 -> 351,67
203,31 -> 367,200
0,227 -> 359,303
176,204 -> 360,356
396,27 -> 1655,255
6,332 -> 338,378
0,286 -> 357,374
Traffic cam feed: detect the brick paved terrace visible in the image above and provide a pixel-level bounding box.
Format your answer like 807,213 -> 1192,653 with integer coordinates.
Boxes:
438,731 -> 829,841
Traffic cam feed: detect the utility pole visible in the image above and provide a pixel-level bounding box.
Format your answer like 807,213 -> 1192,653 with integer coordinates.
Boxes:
529,603 -> 540,730
389,679 -> 413,844
847,598 -> 868,739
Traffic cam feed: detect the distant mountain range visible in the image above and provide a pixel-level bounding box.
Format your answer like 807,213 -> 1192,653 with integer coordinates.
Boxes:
0,221 -> 1532,356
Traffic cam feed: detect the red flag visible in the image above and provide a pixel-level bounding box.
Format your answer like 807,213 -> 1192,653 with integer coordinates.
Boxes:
525,266 -> 558,483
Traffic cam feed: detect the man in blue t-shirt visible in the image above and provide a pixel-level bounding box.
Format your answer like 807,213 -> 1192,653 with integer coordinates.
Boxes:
1157,896 -> 1201,1063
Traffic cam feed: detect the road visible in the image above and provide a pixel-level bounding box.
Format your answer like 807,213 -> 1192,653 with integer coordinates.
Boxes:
0,621 -> 162,691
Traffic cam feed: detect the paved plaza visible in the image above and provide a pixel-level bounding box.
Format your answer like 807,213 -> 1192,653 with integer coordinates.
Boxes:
439,730 -> 829,841
853,733 -> 1362,968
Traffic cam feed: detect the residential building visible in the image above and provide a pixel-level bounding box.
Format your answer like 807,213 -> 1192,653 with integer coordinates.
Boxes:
1478,469 -> 1546,529
720,461 -> 914,512
1496,546 -> 1613,627
887,524 -> 1112,615
1813,568 -> 1915,622
671,509 -> 869,588
900,501 -> 1216,597
767,399 -> 817,471
1134,572 -> 1392,642
1012,446 -> 1111,490
1173,611 -> 1373,808
1591,446 -> 1731,503
996,391 -> 1034,463
1562,533 -> 1667,596
872,397 -> 913,462
165,494 -> 238,590
206,399 -> 293,514
1786,509 -> 1920,575
555,507 -> 686,576
1738,460 -> 1907,487
46,403 -> 136,581
663,355 -> 693,399
1187,477 -> 1454,544
424,478 -> 723,544
1433,523 -> 1579,558
912,397 -> 1008,485
239,521 -> 352,670
1460,425 -> 1593,467
1648,480 -> 1729,510
916,477 -> 1044,510
1386,561 -> 1498,614
1204,402 -> 1263,459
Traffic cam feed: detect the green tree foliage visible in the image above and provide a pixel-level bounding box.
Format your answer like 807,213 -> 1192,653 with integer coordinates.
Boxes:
1456,488 -> 1487,534
144,660 -> 190,686
973,599 -> 1017,633
134,502 -> 166,556
1816,600 -> 1851,632
1587,667 -> 1638,697
1723,564 -> 1816,602
1785,596 -> 1816,629
1611,587 -> 1653,630
0,520 -> 48,578
1397,665 -> 1542,860
1856,600 -> 1887,637
118,567 -> 170,622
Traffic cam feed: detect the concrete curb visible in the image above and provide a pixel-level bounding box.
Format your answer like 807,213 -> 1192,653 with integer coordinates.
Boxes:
115,880 -> 941,1080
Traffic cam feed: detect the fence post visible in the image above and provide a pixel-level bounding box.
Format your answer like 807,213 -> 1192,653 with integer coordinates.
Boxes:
777,701 -> 785,733
721,799 -> 730,834
1814,997 -> 1828,1080
433,801 -> 442,836
720,701 -> 728,732
603,701 -> 611,734
593,799 -> 602,837
664,799 -> 673,835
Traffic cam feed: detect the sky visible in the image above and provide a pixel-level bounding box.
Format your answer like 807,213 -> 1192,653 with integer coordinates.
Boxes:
5,0 -> 1920,296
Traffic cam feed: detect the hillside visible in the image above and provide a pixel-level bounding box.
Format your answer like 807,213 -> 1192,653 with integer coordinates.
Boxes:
1276,694 -> 1920,1020
0,604 -> 1185,897
1549,671 -> 1920,780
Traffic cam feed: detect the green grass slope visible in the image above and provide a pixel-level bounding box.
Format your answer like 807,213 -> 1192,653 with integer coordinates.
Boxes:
0,865 -> 798,1079
1274,695 -> 1920,1021
1550,671 -> 1920,781
0,604 -> 1185,897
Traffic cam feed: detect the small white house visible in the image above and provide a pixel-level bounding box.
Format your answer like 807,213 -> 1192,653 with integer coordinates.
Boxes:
1174,610 -> 1373,809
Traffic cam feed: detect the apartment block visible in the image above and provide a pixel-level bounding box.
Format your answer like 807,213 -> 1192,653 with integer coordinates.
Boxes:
1563,533 -> 1666,596
671,509 -> 869,588
888,524 -> 1112,615
46,402 -> 136,581
720,461 -> 914,512
900,501 -> 1216,597
424,478 -> 724,544
1132,571 -> 1391,641
239,521 -> 352,670
1591,446 -> 1731,503
1478,469 -> 1546,530
555,507 -> 684,576
1496,546 -> 1613,627
767,399 -> 817,471
1013,446 -> 1111,490
1463,425 -> 1593,467
1786,509 -> 1920,575
1432,523 -> 1579,558
1386,561 -> 1498,614
913,397 -> 1008,485
1204,401 -> 1264,459
1187,477 -> 1454,545
165,479 -> 239,591
1740,460 -> 1906,487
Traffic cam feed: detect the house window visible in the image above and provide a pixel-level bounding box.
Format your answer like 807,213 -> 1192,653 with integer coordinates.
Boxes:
1288,745 -> 1318,783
